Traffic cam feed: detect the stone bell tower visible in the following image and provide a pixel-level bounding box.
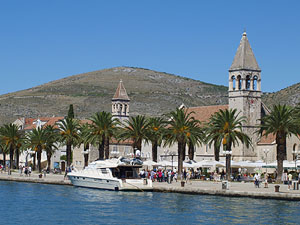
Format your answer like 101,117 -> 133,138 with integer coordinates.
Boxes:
112,80 -> 130,123
228,32 -> 262,160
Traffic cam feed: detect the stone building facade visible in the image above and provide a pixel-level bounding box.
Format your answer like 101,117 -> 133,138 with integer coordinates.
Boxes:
142,32 -> 300,163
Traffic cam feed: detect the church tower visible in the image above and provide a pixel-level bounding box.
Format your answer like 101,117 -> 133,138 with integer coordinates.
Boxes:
112,80 -> 130,123
229,32 -> 262,160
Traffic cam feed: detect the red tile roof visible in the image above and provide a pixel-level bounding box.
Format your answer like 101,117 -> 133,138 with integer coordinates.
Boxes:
186,105 -> 229,124
258,133 -> 276,145
112,80 -> 130,101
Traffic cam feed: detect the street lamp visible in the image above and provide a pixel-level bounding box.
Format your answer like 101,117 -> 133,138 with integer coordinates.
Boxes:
263,149 -> 269,173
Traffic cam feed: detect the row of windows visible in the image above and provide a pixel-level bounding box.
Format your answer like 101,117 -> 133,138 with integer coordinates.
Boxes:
231,75 -> 259,90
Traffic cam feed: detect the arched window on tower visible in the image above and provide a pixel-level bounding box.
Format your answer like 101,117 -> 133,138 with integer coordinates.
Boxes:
120,104 -> 123,114
246,75 -> 251,90
253,76 -> 258,90
231,75 -> 236,90
237,75 -> 242,90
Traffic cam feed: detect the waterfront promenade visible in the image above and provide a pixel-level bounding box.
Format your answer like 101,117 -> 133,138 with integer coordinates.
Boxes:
1,171 -> 300,200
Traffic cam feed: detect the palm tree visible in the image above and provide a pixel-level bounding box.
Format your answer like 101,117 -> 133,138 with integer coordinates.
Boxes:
86,111 -> 119,160
164,108 -> 201,175
204,124 -> 223,162
57,117 -> 80,167
44,125 -> 59,172
25,127 -> 48,173
146,117 -> 167,162
206,108 -> 251,180
258,104 -> 300,182
79,122 -> 91,167
0,140 -> 8,170
0,124 -> 22,169
118,115 -> 149,155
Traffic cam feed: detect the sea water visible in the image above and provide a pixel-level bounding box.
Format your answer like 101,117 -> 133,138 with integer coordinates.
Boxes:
0,181 -> 299,225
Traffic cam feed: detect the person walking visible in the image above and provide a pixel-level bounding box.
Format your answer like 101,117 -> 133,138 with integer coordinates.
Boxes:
288,173 -> 293,190
254,173 -> 260,188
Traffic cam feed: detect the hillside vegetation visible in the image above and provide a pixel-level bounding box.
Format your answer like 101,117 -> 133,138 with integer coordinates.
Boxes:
0,67 -> 228,124
0,66 -> 298,124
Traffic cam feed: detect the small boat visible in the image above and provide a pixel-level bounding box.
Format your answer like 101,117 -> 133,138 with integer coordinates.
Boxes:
67,157 -> 153,191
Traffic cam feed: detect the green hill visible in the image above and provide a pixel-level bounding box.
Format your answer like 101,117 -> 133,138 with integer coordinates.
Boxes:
0,67 -> 228,124
1,66 -> 298,125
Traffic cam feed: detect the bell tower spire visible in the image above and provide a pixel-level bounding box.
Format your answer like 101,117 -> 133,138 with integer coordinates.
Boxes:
229,32 -> 262,160
112,80 -> 130,123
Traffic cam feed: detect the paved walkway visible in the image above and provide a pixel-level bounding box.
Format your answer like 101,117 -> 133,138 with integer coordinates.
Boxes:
153,180 -> 300,200
1,171 -> 300,200
0,171 -> 71,185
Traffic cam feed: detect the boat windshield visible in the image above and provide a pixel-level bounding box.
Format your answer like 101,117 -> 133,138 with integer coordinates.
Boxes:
111,166 -> 140,179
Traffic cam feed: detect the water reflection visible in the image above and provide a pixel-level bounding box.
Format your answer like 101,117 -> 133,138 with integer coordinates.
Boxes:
1,181 -> 300,225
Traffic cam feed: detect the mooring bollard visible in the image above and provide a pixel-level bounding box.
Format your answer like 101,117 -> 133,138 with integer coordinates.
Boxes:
181,181 -> 185,187
275,185 -> 280,192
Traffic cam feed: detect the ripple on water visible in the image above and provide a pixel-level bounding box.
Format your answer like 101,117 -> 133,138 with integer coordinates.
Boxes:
1,181 -> 300,225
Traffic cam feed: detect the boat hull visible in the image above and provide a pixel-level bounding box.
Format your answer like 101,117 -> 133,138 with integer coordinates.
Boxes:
68,175 -> 153,191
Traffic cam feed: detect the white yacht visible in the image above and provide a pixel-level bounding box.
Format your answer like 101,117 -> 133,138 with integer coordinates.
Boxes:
67,158 -> 153,191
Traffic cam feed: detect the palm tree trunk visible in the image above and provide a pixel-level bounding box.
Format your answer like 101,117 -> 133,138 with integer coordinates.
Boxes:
276,134 -> 286,182
104,137 -> 110,159
177,141 -> 185,176
37,147 -> 42,173
84,143 -> 89,168
33,152 -> 36,171
15,148 -> 19,169
3,152 -> 6,170
177,142 -> 183,176
98,139 -> 105,160
137,139 -> 142,152
9,146 -> 14,169
214,142 -> 220,161
226,154 -> 231,181
47,150 -> 52,172
67,143 -> 72,167
188,142 -> 194,160
152,141 -> 158,162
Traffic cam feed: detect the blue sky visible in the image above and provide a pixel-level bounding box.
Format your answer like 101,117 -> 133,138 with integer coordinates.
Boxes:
0,1 -> 299,95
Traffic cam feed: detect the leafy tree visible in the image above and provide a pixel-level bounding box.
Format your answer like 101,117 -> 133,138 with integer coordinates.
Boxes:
79,122 -> 91,167
44,125 -> 59,172
67,104 -> 75,119
164,108 -> 201,175
0,124 -> 22,169
258,104 -> 300,182
86,111 -> 119,160
118,115 -> 149,155
207,108 -> 251,180
57,117 -> 80,167
146,117 -> 167,162
25,127 -> 48,172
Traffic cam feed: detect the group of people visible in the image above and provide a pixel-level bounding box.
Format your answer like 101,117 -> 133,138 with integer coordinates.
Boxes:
139,168 -> 204,184
18,166 -> 32,176
140,168 -> 178,183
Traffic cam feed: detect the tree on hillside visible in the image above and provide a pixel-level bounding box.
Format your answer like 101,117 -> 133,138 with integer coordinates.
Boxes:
67,104 -> 75,119
164,108 -> 202,175
206,109 -> 251,180
258,104 -> 300,182
118,115 -> 149,155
